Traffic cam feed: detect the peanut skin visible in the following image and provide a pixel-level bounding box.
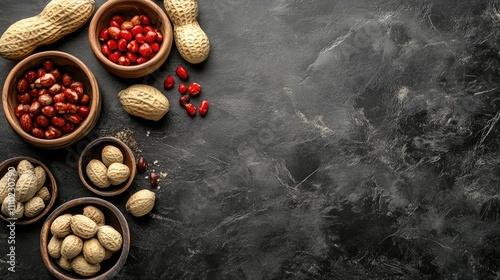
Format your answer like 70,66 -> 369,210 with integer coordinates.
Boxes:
0,0 -> 95,60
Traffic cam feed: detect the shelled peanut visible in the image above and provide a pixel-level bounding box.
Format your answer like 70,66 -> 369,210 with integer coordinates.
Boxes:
48,206 -> 123,277
15,59 -> 91,139
0,160 -> 52,219
86,145 -> 130,188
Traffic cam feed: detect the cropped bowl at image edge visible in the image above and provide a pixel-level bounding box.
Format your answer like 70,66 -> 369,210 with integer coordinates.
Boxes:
40,197 -> 130,280
88,0 -> 173,78
2,51 -> 102,149
0,157 -> 58,226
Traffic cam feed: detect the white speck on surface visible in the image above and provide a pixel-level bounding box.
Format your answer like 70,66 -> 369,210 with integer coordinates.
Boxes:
146,131 -> 150,137
160,172 -> 167,178
154,160 -> 159,165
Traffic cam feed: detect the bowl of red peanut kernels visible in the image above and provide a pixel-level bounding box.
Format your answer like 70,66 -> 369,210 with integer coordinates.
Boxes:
88,0 -> 173,78
2,51 -> 101,149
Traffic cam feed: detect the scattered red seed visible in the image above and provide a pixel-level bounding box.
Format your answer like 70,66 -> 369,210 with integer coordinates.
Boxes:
185,103 -> 196,116
198,100 -> 209,116
176,66 -> 189,80
164,76 -> 175,89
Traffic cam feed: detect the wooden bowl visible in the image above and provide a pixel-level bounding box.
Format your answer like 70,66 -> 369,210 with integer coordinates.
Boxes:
78,137 -> 136,196
88,0 -> 173,78
2,51 -> 101,149
0,157 -> 57,225
40,197 -> 130,280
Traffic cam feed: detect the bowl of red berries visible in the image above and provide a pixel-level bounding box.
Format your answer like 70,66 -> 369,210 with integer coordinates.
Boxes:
88,0 -> 173,78
2,51 -> 101,149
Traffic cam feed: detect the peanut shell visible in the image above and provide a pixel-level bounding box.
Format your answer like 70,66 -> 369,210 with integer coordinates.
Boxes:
15,170 -> 38,202
16,160 -> 33,175
24,196 -> 45,218
83,205 -> 105,226
50,214 -> 73,238
126,189 -> 155,217
86,159 -> 110,189
107,163 -> 130,185
57,256 -> 73,271
97,225 -> 123,252
101,145 -> 123,167
47,236 -> 63,259
35,186 -> 51,201
61,234 -> 83,259
0,0 -> 95,60
118,84 -> 170,121
83,238 -> 105,264
71,255 -> 100,277
1,196 -> 24,219
33,166 -> 46,191
71,214 -> 98,239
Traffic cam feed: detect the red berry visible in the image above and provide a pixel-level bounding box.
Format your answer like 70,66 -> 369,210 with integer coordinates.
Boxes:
108,52 -> 120,64
112,15 -> 125,25
164,76 -> 175,89
43,60 -> 54,71
120,30 -> 133,41
145,31 -> 157,43
126,52 -> 138,63
188,83 -> 201,96
77,106 -> 90,118
118,56 -> 131,66
130,25 -> 143,36
135,33 -> 145,44
32,127 -> 44,138
36,115 -> 50,127
108,27 -> 121,40
178,83 -> 187,94
151,42 -> 160,52
198,100 -> 209,116
117,39 -> 128,52
179,95 -> 190,106
121,21 -> 134,30
176,66 -> 189,80
139,43 -> 153,57
109,20 -> 121,28
106,39 -> 117,50
99,28 -> 109,41
127,40 -> 139,53
156,32 -> 163,43
80,94 -> 90,105
185,104 -> 196,116
136,57 -> 149,65
140,15 -> 151,26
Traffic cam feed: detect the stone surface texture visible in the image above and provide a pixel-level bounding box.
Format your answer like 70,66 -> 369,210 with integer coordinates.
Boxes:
1,0 -> 500,279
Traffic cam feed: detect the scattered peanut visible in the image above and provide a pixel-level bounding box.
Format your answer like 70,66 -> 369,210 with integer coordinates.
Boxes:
118,84 -> 170,121
126,189 -> 155,217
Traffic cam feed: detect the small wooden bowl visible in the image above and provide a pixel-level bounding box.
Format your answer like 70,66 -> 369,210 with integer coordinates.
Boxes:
88,0 -> 173,78
0,157 -> 58,225
78,137 -> 136,196
40,197 -> 130,280
2,51 -> 101,149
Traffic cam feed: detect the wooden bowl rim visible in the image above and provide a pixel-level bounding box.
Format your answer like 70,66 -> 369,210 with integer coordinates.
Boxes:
88,0 -> 173,78
0,156 -> 58,225
40,197 -> 130,280
78,137 -> 136,196
2,50 -> 101,149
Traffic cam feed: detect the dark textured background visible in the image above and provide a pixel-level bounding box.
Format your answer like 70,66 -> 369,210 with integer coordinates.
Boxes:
1,0 -> 500,279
